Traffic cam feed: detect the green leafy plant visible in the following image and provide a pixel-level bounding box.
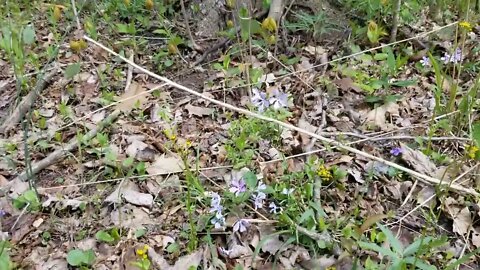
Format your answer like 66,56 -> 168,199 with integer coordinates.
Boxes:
285,10 -> 335,41
359,224 -> 442,269
67,249 -> 95,269
13,189 -> 40,211
95,227 -> 121,244
0,240 -> 13,270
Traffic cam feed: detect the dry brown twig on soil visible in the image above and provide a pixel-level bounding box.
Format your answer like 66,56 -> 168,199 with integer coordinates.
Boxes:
84,35 -> 479,197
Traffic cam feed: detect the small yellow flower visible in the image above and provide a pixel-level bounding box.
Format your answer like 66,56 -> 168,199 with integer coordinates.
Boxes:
185,140 -> 192,148
467,145 -> 479,159
136,245 -> 149,257
261,17 -> 277,32
226,20 -> 234,29
317,165 -> 332,180
459,21 -> 473,32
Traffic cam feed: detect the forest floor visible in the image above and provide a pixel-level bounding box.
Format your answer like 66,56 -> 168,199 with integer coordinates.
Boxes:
0,1 -> 480,269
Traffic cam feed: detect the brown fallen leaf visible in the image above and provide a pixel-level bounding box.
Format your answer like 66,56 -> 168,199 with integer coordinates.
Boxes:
115,81 -> 149,112
333,77 -> 362,93
185,103 -> 213,117
444,198 -> 473,236
146,154 -> 184,175
400,143 -> 437,176
362,102 -> 399,130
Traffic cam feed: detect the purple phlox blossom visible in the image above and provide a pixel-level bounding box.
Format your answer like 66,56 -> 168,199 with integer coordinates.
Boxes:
0,209 -> 6,217
211,211 -> 226,229
229,177 -> 246,196
269,202 -> 282,214
441,48 -> 463,64
233,219 -> 250,233
390,147 -> 403,156
441,53 -> 451,64
419,56 -> 430,67
453,48 -> 463,63
209,192 -> 223,213
253,192 -> 266,209
268,89 -> 289,110
282,188 -> 294,195
256,181 -> 267,192
251,88 -> 270,112
209,203 -> 223,214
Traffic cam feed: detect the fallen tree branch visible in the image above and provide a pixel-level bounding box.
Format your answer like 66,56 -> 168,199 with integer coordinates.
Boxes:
84,35 -> 479,197
0,68 -> 59,135
4,109 -> 121,197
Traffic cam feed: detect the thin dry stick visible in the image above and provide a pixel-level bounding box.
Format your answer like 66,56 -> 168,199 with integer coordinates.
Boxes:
84,35 -> 479,197
124,53 -> 134,92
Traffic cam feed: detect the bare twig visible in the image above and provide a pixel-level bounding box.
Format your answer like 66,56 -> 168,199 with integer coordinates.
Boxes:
84,35 -> 479,196
0,68 -> 59,135
11,203 -> 30,230
124,53 -> 134,92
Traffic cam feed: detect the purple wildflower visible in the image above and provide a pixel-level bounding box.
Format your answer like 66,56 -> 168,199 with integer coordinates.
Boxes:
452,48 -> 463,63
441,53 -> 451,64
253,192 -> 266,209
419,56 -> 430,67
390,147 -> 403,156
269,89 -> 288,110
209,192 -> 223,213
251,88 -> 270,112
269,202 -> 282,214
441,48 -> 463,64
256,181 -> 267,192
229,177 -> 246,197
211,211 -> 226,229
233,219 -> 250,233
0,209 -> 5,217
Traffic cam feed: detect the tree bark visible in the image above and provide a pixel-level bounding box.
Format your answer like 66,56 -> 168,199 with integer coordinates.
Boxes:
390,0 -> 401,42
268,0 -> 284,23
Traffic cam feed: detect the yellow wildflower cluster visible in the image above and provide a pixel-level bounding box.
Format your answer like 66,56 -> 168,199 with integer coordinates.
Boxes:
163,129 -> 177,141
317,165 -> 332,180
459,21 -> 473,32
467,145 -> 479,159
136,245 -> 149,259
